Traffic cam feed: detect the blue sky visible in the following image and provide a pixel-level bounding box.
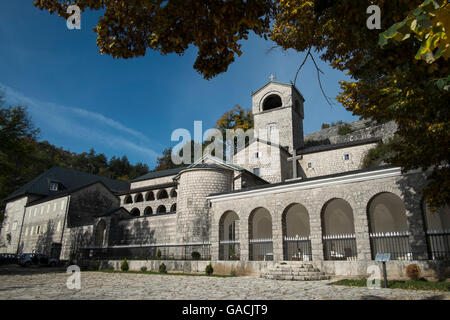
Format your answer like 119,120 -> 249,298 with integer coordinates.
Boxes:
0,1 -> 358,169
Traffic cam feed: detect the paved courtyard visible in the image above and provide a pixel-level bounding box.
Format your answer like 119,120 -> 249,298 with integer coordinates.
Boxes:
0,266 -> 448,300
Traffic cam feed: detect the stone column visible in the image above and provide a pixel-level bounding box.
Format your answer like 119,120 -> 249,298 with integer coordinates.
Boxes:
353,205 -> 372,261
272,208 -> 283,261
240,211 -> 249,261
309,207 -> 324,261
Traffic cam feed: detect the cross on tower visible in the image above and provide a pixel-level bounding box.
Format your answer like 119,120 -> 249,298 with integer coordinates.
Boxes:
269,74 -> 275,82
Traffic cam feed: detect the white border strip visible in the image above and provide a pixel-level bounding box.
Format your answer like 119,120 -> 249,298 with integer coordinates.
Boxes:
207,167 -> 403,202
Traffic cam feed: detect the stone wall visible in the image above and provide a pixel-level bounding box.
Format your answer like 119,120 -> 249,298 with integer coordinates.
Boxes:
177,168 -> 234,243
0,196 -> 29,253
298,142 -> 378,178
19,196 -> 69,255
209,168 -> 429,263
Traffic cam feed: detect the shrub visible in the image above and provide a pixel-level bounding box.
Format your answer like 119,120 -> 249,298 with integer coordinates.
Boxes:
191,251 -> 201,260
230,269 -> 237,277
337,123 -> 354,135
140,266 -> 147,272
159,263 -> 167,274
205,264 -> 214,276
406,264 -> 421,281
120,258 -> 129,272
321,123 -> 330,129
157,248 -> 162,259
91,261 -> 100,271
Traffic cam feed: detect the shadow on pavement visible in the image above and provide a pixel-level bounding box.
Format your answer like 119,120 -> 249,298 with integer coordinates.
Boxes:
0,264 -> 66,276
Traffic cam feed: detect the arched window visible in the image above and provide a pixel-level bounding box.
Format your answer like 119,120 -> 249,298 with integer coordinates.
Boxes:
321,198 -> 357,260
124,195 -> 132,204
170,203 -> 177,213
134,193 -> 144,203
157,189 -> 169,200
156,205 -> 166,214
170,188 -> 177,198
94,220 -> 106,247
262,94 -> 282,111
219,211 -> 240,260
422,203 -> 450,260
367,192 -> 411,260
144,207 -> 153,215
249,207 -> 273,261
130,208 -> 140,217
282,203 -> 311,261
146,191 -> 155,201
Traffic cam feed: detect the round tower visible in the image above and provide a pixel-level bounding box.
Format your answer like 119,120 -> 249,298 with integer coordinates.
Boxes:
176,166 -> 233,243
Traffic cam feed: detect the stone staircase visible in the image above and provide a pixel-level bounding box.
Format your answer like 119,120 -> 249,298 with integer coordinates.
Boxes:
261,262 -> 331,281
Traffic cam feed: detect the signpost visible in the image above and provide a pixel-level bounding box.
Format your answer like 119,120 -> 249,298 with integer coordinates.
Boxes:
375,253 -> 391,288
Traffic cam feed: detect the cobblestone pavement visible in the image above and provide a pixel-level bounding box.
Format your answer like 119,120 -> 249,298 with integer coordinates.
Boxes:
0,266 -> 448,300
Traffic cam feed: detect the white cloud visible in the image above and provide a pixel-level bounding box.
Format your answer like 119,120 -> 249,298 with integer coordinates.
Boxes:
0,83 -> 159,162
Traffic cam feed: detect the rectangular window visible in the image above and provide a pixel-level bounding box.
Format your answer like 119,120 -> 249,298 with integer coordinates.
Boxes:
255,152 -> 259,159
53,203 -> 57,211
49,182 -> 58,191
307,162 -> 312,168
12,222 -> 17,231
36,226 -> 40,234
25,227 -> 29,236
61,200 -> 65,210
253,168 -> 261,176
344,154 -> 350,161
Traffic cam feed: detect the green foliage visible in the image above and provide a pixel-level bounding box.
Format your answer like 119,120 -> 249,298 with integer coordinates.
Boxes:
0,97 -> 150,211
157,248 -> 162,259
362,137 -> 401,169
337,123 -> 354,136
191,251 -> 201,260
406,264 -> 422,281
379,0 -> 449,64
205,264 -> 214,276
120,258 -> 129,272
321,123 -> 330,129
331,278 -> 450,292
159,263 -> 167,274
140,266 -> 147,272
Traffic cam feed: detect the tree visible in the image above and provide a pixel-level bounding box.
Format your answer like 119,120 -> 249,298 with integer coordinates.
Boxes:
33,1 -> 450,208
33,0 -> 273,79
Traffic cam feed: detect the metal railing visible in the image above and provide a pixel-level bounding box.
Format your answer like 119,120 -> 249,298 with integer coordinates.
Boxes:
78,242 -> 211,261
426,229 -> 450,260
249,238 -> 273,261
218,240 -> 240,260
323,234 -> 357,261
283,236 -> 312,261
369,231 -> 412,261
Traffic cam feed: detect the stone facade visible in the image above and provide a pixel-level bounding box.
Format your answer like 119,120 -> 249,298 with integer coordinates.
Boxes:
1,80 -> 448,278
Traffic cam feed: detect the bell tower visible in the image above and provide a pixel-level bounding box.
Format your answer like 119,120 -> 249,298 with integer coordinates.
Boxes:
252,79 -> 305,154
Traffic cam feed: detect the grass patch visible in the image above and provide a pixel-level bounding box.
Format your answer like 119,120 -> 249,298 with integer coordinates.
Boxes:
90,269 -> 235,278
330,279 -> 450,292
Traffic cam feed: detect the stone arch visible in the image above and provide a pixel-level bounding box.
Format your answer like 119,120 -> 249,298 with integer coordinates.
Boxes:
156,205 -> 166,213
422,202 -> 450,231
124,195 -> 132,204
422,202 -> 450,260
219,211 -> 240,241
130,208 -> 140,217
249,207 -> 272,239
170,188 -> 177,198
134,193 -> 144,203
367,192 -> 408,233
219,211 -> 240,261
94,219 -> 107,247
170,203 -> 177,213
248,207 -> 273,261
144,206 -> 153,215
157,189 -> 169,200
321,198 -> 357,260
146,191 -> 155,201
321,198 -> 355,235
282,203 -> 311,261
262,94 -> 282,111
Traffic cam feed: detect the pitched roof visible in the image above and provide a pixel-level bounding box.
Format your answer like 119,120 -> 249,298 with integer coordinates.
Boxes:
131,167 -> 187,182
5,166 -> 130,202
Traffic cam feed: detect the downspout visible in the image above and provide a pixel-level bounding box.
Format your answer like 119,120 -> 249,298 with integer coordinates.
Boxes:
16,197 -> 28,255
59,195 -> 71,259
